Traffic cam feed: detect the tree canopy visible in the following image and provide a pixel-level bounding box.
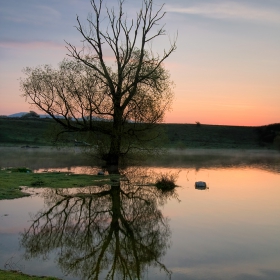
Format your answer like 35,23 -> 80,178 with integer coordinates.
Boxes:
20,0 -> 176,168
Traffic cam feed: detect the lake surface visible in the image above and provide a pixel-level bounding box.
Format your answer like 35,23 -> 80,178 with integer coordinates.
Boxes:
0,148 -> 280,279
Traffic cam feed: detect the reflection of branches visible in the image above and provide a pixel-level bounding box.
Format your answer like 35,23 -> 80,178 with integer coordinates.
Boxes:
4,256 -> 24,272
21,168 -> 177,279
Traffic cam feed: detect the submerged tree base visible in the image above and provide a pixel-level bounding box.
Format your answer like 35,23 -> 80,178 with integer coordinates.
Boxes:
0,168 -> 121,200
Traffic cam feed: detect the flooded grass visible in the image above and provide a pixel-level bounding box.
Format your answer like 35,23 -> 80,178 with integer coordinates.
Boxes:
0,169 -> 121,200
0,269 -> 61,280
0,147 -> 279,200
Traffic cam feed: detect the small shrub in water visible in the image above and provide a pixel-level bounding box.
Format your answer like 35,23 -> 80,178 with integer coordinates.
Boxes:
155,173 -> 178,191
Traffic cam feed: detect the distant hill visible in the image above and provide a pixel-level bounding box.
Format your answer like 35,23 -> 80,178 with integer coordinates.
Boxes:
8,112 -> 28,118
7,112 -> 111,121
8,112 -> 52,118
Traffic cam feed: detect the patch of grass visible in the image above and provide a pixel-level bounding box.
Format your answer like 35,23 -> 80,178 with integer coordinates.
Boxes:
0,169 -> 121,200
0,269 -> 61,280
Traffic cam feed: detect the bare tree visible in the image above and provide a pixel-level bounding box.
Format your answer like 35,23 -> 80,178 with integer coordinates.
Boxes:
20,0 -> 176,167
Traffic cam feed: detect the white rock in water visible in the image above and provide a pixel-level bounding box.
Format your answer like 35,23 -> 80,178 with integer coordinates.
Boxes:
195,181 -> 207,188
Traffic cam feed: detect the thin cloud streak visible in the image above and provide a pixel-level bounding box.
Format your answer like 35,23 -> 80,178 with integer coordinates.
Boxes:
166,2 -> 280,23
1,5 -> 61,24
0,40 -> 65,50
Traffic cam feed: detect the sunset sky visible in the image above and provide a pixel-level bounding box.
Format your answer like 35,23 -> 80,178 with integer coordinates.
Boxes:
0,0 -> 279,126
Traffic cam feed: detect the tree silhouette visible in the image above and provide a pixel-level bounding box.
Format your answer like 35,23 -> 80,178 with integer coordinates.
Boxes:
20,0 -> 176,167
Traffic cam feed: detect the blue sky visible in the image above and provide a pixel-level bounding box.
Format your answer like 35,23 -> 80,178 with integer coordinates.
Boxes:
0,0 -> 279,125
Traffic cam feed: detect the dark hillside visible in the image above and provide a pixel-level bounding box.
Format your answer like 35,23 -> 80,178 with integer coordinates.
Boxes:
162,124 -> 262,149
258,123 -> 280,143
0,117 -> 279,149
0,117 -> 54,146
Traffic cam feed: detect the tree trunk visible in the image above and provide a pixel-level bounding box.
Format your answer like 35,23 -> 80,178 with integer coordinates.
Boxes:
104,106 -> 123,169
106,136 -> 121,166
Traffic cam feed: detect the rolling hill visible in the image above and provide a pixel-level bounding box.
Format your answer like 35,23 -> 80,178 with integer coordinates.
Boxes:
0,115 -> 279,149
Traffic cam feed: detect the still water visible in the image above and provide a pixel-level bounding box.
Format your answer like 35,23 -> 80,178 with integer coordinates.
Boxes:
0,148 -> 280,279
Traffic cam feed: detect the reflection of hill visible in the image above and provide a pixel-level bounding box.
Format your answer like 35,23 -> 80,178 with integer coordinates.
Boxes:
21,168 -> 178,280
1,146 -> 278,174
0,147 -> 98,170
148,149 -> 280,174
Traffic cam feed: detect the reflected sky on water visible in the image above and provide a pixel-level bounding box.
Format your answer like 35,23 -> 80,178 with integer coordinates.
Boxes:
0,149 -> 280,279
159,167 -> 280,279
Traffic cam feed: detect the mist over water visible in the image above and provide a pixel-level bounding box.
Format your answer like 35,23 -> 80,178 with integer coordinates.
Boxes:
0,147 -> 279,172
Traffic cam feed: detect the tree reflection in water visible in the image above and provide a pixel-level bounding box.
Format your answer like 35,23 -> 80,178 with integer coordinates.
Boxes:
21,167 -> 179,280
